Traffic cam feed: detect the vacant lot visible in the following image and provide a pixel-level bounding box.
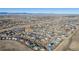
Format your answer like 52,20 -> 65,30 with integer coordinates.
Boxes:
0,40 -> 32,51
68,29 -> 79,51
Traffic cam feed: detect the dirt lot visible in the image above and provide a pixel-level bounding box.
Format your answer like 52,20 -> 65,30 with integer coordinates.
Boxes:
0,40 -> 32,51
67,30 -> 79,51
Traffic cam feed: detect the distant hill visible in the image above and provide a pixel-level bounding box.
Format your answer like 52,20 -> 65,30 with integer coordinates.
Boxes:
0,12 -> 8,14
0,12 -> 79,16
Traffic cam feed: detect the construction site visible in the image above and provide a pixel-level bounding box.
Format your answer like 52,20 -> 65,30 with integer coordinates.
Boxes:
0,14 -> 79,51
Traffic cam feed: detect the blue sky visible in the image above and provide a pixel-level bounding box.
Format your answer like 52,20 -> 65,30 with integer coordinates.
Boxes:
0,8 -> 79,14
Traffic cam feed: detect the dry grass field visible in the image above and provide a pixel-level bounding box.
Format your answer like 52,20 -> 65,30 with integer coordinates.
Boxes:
68,29 -> 79,51
0,40 -> 32,51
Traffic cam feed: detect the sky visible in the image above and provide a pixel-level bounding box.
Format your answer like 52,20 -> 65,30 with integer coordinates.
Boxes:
0,8 -> 79,14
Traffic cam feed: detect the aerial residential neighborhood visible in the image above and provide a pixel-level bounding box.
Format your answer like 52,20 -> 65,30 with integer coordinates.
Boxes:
0,8 -> 79,51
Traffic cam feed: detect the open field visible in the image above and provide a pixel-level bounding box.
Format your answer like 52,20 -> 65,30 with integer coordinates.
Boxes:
0,40 -> 32,51
67,29 -> 79,51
